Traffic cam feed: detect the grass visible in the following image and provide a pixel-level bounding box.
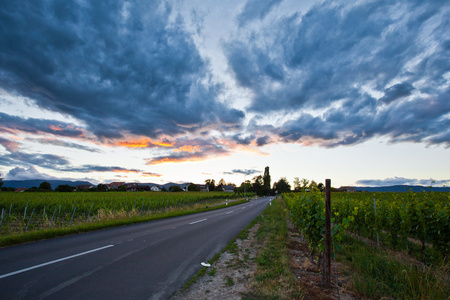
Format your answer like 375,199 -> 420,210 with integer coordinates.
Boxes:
244,197 -> 303,299
336,234 -> 450,299
0,199 -> 247,248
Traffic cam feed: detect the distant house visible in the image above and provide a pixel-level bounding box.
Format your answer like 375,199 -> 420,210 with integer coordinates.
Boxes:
150,185 -> 161,192
222,185 -> 235,193
125,183 -> 138,192
197,184 -> 209,192
75,184 -> 93,191
338,186 -> 356,193
137,184 -> 150,191
108,182 -> 125,190
15,187 -> 27,193
180,184 -> 189,192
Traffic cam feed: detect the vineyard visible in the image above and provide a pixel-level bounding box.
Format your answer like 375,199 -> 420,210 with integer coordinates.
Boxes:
284,191 -> 450,262
283,191 -> 450,298
0,191 -> 249,236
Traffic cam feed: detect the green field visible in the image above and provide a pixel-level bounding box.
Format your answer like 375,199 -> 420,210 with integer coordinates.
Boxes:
284,191 -> 450,261
0,191 -> 249,236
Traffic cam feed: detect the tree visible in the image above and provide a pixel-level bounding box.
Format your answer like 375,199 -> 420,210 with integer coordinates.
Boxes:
263,166 -> 271,195
97,184 -> 108,192
273,177 -> 291,193
0,174 -> 3,189
217,178 -> 226,189
300,178 -> 310,190
169,185 -> 183,192
293,177 -> 301,192
237,180 -> 252,195
55,184 -> 75,192
309,180 -> 319,192
205,179 -> 215,192
188,183 -> 200,191
39,181 -> 52,190
252,175 -> 264,196
317,182 -> 324,192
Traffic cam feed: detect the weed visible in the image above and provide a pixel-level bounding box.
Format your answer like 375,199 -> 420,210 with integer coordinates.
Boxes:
225,276 -> 235,287
208,267 -> 216,276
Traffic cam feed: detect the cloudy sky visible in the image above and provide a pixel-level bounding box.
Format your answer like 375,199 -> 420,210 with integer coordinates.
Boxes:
1,0 -> 449,188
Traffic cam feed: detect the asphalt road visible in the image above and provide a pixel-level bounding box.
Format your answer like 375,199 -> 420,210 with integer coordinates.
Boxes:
0,196 -> 273,299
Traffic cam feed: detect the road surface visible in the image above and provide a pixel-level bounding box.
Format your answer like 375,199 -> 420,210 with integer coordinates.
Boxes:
0,196 -> 273,299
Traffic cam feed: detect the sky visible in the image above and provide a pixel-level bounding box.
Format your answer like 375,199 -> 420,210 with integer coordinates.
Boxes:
0,0 -> 449,188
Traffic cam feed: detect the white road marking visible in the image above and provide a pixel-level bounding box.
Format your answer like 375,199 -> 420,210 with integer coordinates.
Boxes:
0,245 -> 114,280
242,206 -> 247,209
226,211 -> 234,214
189,218 -> 207,225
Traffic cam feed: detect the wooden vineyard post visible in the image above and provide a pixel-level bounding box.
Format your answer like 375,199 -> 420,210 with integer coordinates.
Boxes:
324,179 -> 331,288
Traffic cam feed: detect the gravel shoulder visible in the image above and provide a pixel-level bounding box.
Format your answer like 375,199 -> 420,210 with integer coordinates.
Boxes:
171,224 -> 261,300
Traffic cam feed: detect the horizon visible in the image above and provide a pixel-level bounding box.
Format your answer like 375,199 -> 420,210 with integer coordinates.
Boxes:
1,1 -> 449,188
2,177 -> 447,190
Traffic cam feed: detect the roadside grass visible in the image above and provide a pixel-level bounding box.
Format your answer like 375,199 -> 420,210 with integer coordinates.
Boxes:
336,234 -> 450,299
244,197 -> 303,299
0,199 -> 247,248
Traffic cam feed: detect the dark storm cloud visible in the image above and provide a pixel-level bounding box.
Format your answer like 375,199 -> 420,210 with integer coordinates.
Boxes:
30,138 -> 101,153
256,136 -> 270,146
223,169 -> 261,176
225,0 -> 450,146
0,151 -> 70,169
146,142 -> 228,165
63,165 -> 142,173
379,83 -> 415,104
237,0 -> 282,27
6,166 -> 58,180
0,0 -> 244,140
0,112 -> 84,137
232,133 -> 255,145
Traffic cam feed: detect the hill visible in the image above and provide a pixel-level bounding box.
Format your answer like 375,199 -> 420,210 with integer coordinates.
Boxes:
352,185 -> 450,192
3,180 -> 93,189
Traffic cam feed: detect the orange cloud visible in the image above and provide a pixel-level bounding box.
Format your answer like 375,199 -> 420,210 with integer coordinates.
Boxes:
112,169 -> 140,174
154,140 -> 174,147
142,172 -> 163,177
118,138 -> 151,148
173,145 -> 200,153
146,155 -> 205,165
49,125 -> 64,131
117,137 -> 174,148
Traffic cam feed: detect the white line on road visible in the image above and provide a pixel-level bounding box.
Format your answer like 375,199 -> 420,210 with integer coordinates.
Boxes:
0,245 -> 114,280
226,211 -> 234,214
189,218 -> 207,225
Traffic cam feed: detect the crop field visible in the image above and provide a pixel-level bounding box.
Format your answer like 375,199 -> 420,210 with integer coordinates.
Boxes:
283,191 -> 450,298
284,191 -> 450,261
0,191 -> 243,236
